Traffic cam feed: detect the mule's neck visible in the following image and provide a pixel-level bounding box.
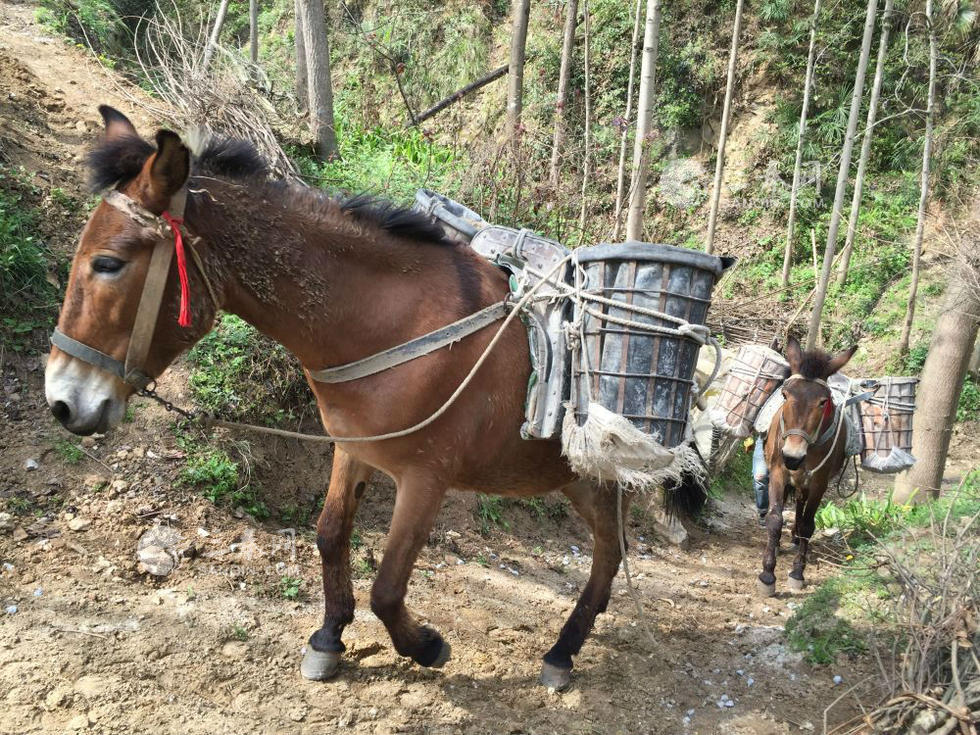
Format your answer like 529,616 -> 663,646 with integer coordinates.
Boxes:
184,178 -> 490,371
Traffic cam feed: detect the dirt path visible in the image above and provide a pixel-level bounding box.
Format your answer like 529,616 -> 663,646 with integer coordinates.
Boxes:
0,6 -> 886,733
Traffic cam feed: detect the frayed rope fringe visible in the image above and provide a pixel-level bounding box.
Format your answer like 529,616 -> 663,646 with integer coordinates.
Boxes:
561,402 -> 706,492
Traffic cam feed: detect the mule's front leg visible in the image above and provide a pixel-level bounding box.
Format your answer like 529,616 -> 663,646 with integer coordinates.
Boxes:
301,448 -> 375,680
371,474 -> 450,668
758,472 -> 787,597
540,484 -> 630,691
788,496 -> 818,591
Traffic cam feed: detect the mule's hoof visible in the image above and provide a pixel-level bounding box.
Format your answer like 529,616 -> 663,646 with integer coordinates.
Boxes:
756,579 -> 777,597
300,647 -> 341,681
787,575 -> 805,591
539,662 -> 572,691
428,640 -> 451,669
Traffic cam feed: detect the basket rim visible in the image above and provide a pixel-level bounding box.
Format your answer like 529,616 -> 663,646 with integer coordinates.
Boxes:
573,241 -> 734,276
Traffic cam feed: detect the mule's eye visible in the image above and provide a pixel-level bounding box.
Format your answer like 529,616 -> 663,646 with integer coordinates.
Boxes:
91,256 -> 125,274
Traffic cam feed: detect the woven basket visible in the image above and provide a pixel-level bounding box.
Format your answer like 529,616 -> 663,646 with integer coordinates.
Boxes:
710,344 -> 790,438
856,376 -> 918,473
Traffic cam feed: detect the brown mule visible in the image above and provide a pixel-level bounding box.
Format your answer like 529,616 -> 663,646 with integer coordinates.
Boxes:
45,107 -> 701,689
757,336 -> 857,596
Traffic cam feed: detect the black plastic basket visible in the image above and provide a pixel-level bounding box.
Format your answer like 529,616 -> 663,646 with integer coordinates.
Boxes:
572,242 -> 731,448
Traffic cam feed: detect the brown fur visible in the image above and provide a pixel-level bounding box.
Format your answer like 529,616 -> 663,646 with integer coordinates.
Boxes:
758,336 -> 858,590
50,107 -> 641,679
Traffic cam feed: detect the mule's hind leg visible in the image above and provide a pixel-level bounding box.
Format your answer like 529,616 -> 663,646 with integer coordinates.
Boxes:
370,473 -> 450,668
541,482 -> 631,691
302,448 -> 375,680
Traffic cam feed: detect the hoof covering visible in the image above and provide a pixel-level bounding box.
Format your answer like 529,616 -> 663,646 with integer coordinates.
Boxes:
756,579 -> 777,597
300,647 -> 341,681
539,662 -> 572,691
787,575 -> 805,591
427,640 -> 452,669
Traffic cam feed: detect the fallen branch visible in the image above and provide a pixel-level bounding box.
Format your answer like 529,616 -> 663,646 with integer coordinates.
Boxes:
407,65 -> 508,128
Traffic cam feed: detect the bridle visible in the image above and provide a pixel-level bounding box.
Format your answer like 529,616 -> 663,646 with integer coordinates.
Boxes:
50,188 -> 218,393
778,374 -> 838,448
777,373 -> 874,481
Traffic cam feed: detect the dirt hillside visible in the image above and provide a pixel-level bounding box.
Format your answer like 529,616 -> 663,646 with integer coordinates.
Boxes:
0,3 -> 919,733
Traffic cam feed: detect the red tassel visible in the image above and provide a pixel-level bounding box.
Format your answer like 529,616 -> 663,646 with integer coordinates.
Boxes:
161,211 -> 191,328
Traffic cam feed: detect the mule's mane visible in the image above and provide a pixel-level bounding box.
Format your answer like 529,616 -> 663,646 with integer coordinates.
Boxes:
796,349 -> 834,380
85,134 -> 450,246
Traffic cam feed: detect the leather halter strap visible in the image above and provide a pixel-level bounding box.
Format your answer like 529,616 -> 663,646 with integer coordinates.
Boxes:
51,189 -> 209,390
779,374 -> 837,447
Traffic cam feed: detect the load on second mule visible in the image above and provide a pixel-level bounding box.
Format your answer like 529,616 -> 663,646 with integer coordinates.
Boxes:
45,107 -> 731,690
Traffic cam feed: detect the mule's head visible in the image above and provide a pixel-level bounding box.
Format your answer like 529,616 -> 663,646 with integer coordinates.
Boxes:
45,106 -> 217,435
778,336 -> 857,470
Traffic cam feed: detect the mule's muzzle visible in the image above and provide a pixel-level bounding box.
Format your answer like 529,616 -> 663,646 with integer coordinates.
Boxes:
782,453 -> 805,471
49,396 -> 112,436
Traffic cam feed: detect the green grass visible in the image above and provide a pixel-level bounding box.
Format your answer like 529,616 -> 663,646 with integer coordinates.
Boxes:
789,480 -> 979,663
279,575 -> 302,600
187,314 -> 313,424
474,494 -> 508,535
53,438 -> 84,465
0,167 -> 60,352
785,573 -> 876,664
708,442 -> 753,500
177,445 -> 269,520
814,493 -> 912,547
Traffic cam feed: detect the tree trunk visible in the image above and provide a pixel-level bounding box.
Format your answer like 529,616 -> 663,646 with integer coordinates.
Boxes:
836,0 -> 894,287
612,0 -> 644,239
549,0 -> 578,187
506,0 -> 531,135
294,0 -> 308,114
624,0 -> 661,241
201,0 -> 232,71
805,0 -> 879,351
704,0 -> 745,255
249,0 -> 259,64
894,213 -> 980,502
898,0 -> 937,358
578,0 -> 592,238
781,0 -> 823,287
297,0 -> 338,161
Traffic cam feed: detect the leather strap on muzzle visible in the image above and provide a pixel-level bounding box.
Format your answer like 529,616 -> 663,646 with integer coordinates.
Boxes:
50,189 -> 192,390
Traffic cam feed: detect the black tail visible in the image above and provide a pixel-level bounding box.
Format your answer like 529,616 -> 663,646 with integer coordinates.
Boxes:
662,463 -> 709,519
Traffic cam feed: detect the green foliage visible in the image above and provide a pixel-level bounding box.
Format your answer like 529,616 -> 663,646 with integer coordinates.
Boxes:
708,442 -> 753,500
815,493 -> 910,547
279,575 -> 302,600
350,527 -> 363,550
37,0 -> 130,57
785,574 -> 872,664
177,445 -> 269,520
187,315 -> 313,424
0,167 -> 59,352
229,623 -> 250,641
957,376 -> 980,422
53,438 -> 84,465
474,494 -> 508,535
293,123 -> 460,204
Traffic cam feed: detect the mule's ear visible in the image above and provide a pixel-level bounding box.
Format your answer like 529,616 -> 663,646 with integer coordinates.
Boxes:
148,130 -> 190,202
98,105 -> 139,142
785,335 -> 803,373
827,344 -> 858,376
